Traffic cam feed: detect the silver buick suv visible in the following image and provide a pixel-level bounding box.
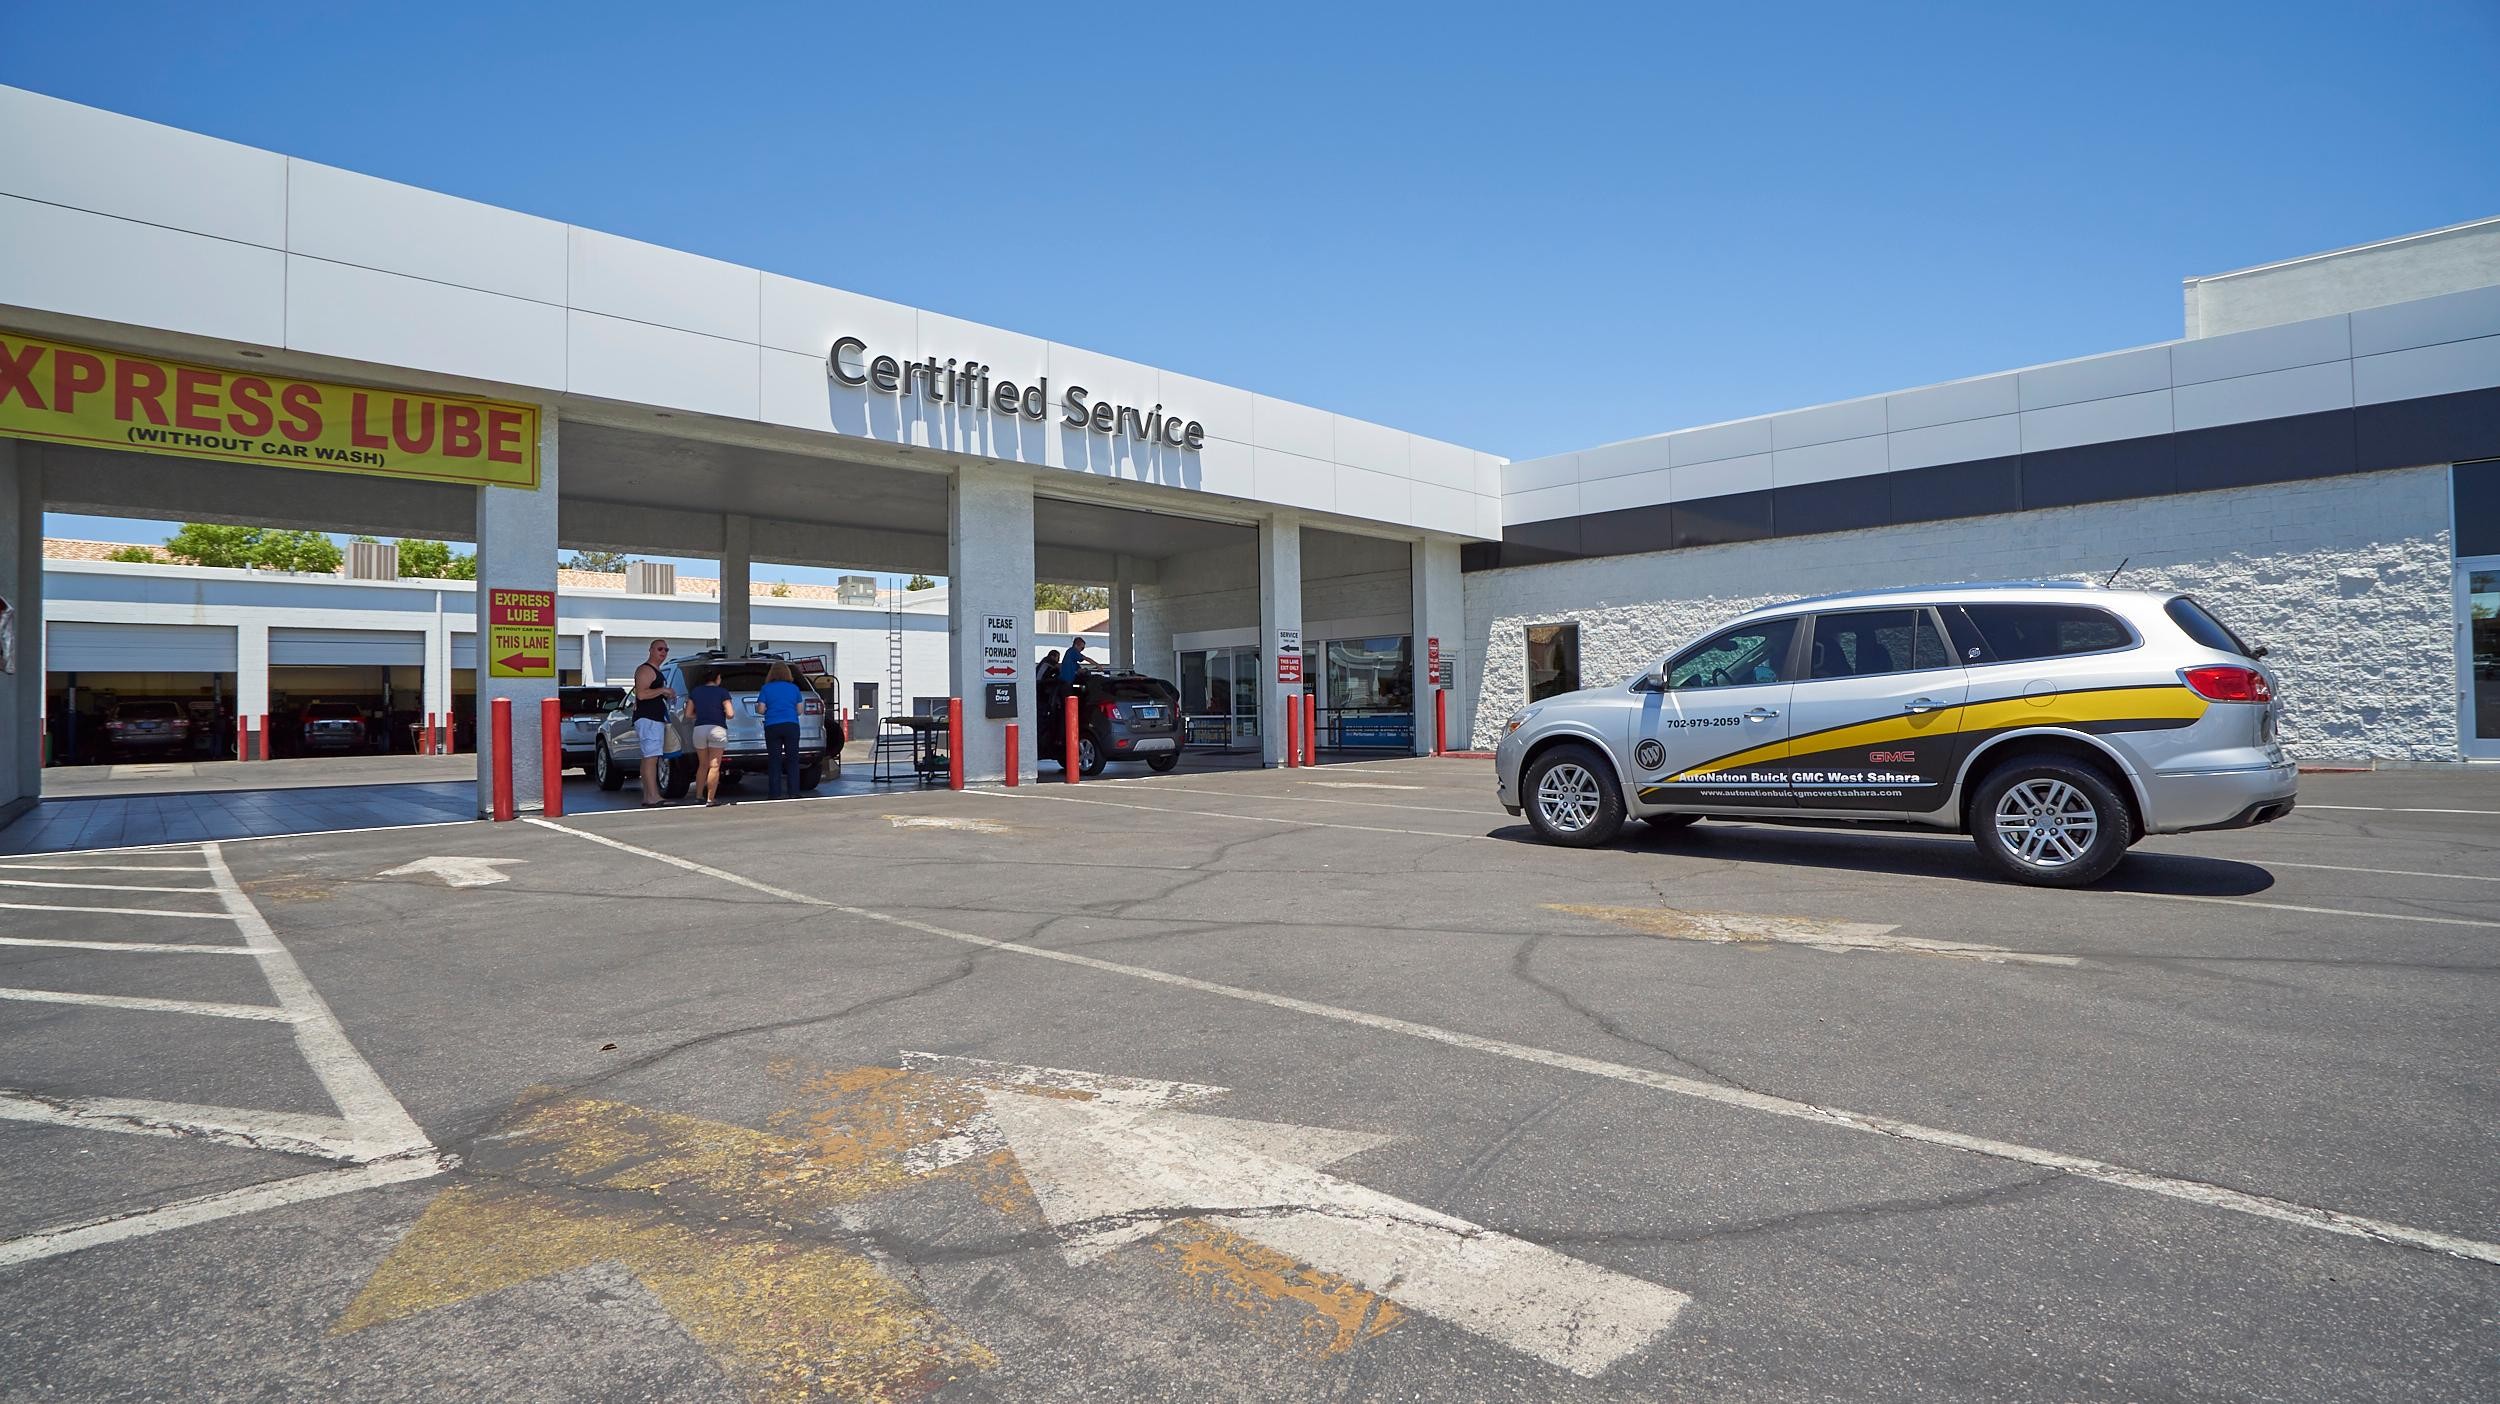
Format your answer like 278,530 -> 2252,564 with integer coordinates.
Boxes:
1493,583 -> 2295,886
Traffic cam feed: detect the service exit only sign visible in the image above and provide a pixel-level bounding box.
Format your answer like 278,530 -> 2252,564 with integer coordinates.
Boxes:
487,588 -> 556,679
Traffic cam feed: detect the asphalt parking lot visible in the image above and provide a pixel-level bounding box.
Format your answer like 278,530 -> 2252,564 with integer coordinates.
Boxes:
2,758 -> 2495,1401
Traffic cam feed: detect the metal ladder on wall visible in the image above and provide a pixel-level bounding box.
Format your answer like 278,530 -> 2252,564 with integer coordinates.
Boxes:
884,583 -> 906,721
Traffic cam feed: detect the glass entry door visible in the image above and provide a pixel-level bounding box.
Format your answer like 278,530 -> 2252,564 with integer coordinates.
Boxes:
1177,647 -> 1262,749
2463,559 -> 2500,760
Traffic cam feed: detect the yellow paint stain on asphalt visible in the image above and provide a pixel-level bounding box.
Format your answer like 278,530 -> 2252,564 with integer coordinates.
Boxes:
341,1184 -> 991,1402
337,1090 -> 996,1402
1152,1221 -> 1405,1358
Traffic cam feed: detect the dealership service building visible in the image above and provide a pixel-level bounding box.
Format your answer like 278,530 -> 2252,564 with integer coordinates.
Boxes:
0,85 -> 2493,820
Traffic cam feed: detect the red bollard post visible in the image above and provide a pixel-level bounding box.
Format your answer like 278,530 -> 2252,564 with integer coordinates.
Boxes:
490,697 -> 515,822
1434,688 -> 1448,756
1063,696 -> 1081,785
257,715 -> 271,762
236,717 -> 250,761
539,696 -> 564,819
1303,692 -> 1318,766
426,712 -> 439,755
946,697 -> 965,791
1003,722 -> 1020,787
1283,699 -> 1299,769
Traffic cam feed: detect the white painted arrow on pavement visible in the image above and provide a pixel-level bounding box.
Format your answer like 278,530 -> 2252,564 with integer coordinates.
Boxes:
378,857 -> 527,889
930,1055 -> 1689,1378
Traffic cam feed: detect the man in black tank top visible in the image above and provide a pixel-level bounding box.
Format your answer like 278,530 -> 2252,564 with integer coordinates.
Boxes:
632,639 -> 675,806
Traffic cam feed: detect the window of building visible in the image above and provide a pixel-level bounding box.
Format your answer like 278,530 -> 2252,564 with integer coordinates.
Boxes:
1525,623 -> 1581,702
2453,458 -> 2500,559
1321,636 -> 1412,713
1664,616 -> 1800,690
1954,604 -> 2133,662
1806,609 -> 1952,679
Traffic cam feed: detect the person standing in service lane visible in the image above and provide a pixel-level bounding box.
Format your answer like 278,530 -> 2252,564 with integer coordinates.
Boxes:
756,662 -> 804,801
632,639 -> 675,808
685,666 -> 737,808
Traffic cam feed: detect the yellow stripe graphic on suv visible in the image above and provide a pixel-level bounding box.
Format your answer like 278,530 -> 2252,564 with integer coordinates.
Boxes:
1669,684 -> 2207,780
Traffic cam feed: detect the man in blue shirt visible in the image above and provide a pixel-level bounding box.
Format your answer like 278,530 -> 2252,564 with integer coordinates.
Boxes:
1058,637 -> 1088,684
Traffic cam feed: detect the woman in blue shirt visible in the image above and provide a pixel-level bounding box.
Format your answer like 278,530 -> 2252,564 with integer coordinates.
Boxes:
756,662 -> 805,800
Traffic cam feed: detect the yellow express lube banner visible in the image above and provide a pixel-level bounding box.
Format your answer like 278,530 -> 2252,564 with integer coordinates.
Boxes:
0,330 -> 539,489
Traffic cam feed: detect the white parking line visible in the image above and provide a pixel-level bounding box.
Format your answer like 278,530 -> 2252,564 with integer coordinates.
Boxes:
0,1091 -> 378,1160
0,899 -> 233,920
529,816 -> 2500,1269
1125,782 -> 1493,816
2264,861 -> 2500,884
0,937 -> 254,954
0,987 -> 294,1021
0,1156 -> 449,1270
2111,892 -> 2500,930
0,863 -> 211,873
0,878 -> 217,893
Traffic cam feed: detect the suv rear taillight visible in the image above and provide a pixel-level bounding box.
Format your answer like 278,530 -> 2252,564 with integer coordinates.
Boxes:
801,698 -> 824,715
1097,699 -> 1117,723
2181,665 -> 2272,703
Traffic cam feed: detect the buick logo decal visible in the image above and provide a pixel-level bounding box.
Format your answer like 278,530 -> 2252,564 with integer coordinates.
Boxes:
1634,739 -> 1666,771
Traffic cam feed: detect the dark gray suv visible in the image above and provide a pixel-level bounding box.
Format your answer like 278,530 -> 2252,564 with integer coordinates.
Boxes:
1039,669 -> 1183,776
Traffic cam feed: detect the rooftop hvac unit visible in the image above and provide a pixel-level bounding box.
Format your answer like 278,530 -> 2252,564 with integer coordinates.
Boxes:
626,561 -> 677,595
1037,609 -> 1071,635
346,540 -> 399,581
837,574 -> 878,606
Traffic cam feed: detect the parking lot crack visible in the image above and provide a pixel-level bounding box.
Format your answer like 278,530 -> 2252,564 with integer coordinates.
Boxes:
1508,934 -> 1753,1090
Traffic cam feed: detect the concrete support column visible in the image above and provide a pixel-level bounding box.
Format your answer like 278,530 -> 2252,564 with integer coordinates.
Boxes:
1109,555 -> 1135,669
946,464 -> 1036,783
235,621 -> 270,739
1409,538 -> 1463,755
0,439 -> 43,820
423,594 -> 452,734
719,512 -> 752,657
1257,511 -> 1303,768
474,406 -> 561,815
585,629 -> 607,686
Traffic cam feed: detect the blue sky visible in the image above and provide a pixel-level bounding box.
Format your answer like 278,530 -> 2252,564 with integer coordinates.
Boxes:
9,1 -> 2497,579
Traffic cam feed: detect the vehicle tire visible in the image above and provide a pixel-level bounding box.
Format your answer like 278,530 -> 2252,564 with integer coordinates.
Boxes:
594,742 -> 625,791
1146,753 -> 1180,773
1970,757 -> 2135,887
657,753 -> 692,801
1636,813 -> 1700,831
1078,734 -> 1106,777
799,761 -> 824,791
1522,744 -> 1626,848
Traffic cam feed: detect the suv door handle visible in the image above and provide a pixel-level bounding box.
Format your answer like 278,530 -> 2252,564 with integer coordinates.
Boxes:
1903,698 -> 1938,713
1743,707 -> 1780,721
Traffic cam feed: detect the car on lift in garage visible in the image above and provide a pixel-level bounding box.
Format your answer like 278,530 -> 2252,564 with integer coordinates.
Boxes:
297,702 -> 370,754
1038,667 -> 1184,777
556,685 -> 628,774
592,650 -> 840,798
102,700 -> 192,760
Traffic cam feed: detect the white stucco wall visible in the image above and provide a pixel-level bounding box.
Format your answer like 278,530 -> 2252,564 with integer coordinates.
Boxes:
1463,466 -> 2459,762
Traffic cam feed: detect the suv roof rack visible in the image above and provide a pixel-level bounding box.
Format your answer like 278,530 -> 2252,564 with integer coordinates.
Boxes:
1764,579 -> 2101,611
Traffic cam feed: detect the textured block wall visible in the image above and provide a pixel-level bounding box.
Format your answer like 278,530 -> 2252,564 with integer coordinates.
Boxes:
1462,466 -> 2458,761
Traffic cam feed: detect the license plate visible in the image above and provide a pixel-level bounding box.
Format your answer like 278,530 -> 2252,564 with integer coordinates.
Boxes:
1132,706 -> 1162,720
1131,737 -> 1176,753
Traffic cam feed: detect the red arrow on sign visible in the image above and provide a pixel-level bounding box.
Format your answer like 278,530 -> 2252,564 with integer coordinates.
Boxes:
982,666 -> 1016,677
499,653 -> 551,672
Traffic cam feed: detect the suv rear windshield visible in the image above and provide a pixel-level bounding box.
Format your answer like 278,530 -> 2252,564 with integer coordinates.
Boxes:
563,687 -> 627,712
2163,597 -> 2252,657
116,701 -> 182,719
305,704 -> 361,720
700,665 -> 777,691
1110,678 -> 1176,704
1954,603 -> 2133,662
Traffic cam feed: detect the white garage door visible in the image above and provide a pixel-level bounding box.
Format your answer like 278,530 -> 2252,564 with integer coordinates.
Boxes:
271,629 -> 425,666
48,622 -> 238,673
451,634 -> 585,671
